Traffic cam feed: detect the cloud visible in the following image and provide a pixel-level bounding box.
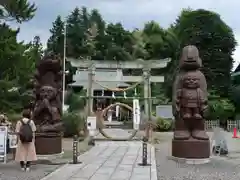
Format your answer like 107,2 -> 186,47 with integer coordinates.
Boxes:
13,0 -> 240,69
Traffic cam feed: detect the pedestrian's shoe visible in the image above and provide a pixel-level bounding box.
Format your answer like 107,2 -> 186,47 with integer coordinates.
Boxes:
26,167 -> 30,172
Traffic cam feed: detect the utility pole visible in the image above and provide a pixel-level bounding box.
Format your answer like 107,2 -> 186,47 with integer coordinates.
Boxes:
62,21 -> 67,113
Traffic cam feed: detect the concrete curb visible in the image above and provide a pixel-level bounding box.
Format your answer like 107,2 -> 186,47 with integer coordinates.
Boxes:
39,163 -> 69,180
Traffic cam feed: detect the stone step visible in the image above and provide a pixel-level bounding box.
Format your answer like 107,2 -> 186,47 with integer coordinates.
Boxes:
104,121 -> 133,129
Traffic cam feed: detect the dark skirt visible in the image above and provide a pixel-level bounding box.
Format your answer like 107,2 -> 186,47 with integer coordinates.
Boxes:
7,138 -> 10,153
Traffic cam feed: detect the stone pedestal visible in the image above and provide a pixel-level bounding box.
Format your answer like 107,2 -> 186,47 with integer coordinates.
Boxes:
35,133 -> 62,155
172,138 -> 210,158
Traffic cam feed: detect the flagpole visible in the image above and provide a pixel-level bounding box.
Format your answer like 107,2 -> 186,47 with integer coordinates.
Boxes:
62,21 -> 67,113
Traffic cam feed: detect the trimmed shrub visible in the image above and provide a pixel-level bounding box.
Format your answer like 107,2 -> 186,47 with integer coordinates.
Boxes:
62,112 -> 85,137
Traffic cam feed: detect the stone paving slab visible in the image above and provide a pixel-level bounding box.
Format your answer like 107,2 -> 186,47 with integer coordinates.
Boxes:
41,141 -> 157,180
94,129 -> 137,139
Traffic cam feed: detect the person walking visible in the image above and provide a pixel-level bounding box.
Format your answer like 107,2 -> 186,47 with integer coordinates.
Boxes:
15,109 -> 37,171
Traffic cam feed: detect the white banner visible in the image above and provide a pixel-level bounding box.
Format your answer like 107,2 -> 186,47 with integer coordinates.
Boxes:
116,105 -> 119,118
87,116 -> 97,137
0,126 -> 7,163
133,99 -> 140,129
107,110 -> 112,123
87,116 -> 97,130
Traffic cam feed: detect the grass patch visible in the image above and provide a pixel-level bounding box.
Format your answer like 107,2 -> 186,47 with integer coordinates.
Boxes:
135,131 -> 172,144
61,138 -> 92,160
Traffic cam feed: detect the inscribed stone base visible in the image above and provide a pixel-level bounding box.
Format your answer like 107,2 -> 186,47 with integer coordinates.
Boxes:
35,134 -> 62,155
172,138 -> 210,158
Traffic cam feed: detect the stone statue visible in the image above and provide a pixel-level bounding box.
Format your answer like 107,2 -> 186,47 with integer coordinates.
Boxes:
32,53 -> 63,133
172,45 -> 210,159
176,71 -> 207,120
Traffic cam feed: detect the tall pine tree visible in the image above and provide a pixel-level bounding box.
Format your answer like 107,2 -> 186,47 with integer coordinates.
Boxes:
47,15 -> 64,56
89,9 -> 105,59
66,7 -> 86,58
0,0 -> 36,23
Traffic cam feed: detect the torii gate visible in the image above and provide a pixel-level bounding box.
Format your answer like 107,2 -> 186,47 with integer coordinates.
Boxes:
68,58 -> 171,122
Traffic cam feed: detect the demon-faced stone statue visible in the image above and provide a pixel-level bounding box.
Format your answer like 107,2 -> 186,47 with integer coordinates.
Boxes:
32,53 -> 63,155
172,45 -> 210,159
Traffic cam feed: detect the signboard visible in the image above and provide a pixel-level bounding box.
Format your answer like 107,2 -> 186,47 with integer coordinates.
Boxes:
133,99 -> 140,130
9,133 -> 17,149
87,116 -> 97,136
0,126 -> 7,163
156,105 -> 174,120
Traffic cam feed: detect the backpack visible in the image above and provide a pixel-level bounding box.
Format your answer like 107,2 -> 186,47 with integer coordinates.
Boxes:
19,119 -> 33,143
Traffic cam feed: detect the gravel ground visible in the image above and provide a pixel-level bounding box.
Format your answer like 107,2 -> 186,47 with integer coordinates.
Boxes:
0,162 -> 60,180
0,138 -> 91,180
155,141 -> 240,180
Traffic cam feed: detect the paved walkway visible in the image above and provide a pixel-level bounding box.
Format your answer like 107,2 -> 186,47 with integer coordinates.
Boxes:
94,129 -> 138,139
41,141 -> 157,180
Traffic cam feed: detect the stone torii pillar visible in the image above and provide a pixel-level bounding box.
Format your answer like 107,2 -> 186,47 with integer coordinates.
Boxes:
143,67 -> 151,121
87,64 -> 95,115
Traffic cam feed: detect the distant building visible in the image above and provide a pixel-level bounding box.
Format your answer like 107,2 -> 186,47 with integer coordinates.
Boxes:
232,63 -> 240,85
69,68 -> 129,90
66,58 -> 169,119
68,68 -> 130,111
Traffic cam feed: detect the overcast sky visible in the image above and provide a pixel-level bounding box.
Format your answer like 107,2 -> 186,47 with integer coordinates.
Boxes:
11,0 -> 240,70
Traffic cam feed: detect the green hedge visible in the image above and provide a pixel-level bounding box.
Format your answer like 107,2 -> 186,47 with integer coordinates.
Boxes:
207,98 -> 235,123
155,117 -> 173,131
62,112 -> 85,137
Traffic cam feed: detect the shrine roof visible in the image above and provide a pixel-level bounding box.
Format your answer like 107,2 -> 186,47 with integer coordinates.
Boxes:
68,81 -> 129,90
73,69 -> 122,82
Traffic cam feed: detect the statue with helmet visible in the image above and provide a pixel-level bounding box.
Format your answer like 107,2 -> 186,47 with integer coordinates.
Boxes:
172,45 -> 210,159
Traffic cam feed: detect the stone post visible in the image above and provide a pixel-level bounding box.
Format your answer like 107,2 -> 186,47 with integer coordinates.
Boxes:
72,135 -> 78,164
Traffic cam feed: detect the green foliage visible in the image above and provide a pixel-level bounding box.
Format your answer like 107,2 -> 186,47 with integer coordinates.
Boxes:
207,90 -> 235,122
0,13 -> 42,113
45,7 -> 235,108
207,98 -> 235,122
62,112 -> 85,137
0,0 -> 36,23
47,15 -> 64,56
169,9 -> 237,97
156,117 -> 173,131
46,7 -> 177,63
0,5 -> 236,115
0,81 -> 21,112
7,113 -> 21,125
27,36 -> 43,62
66,91 -> 86,112
143,21 -> 179,60
229,85 -> 240,113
